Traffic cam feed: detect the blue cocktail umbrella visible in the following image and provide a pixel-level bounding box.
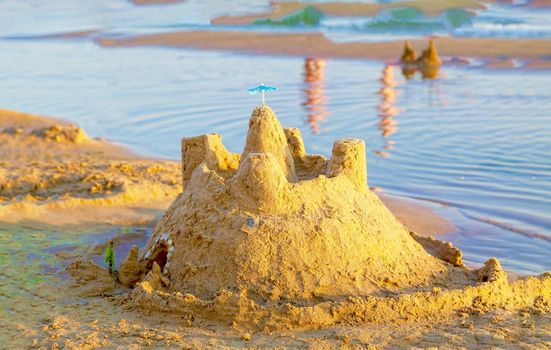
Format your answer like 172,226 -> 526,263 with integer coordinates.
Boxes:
248,83 -> 278,106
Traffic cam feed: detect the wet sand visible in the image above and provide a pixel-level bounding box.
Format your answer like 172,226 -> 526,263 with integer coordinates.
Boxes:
98,31 -> 551,64
379,193 -> 456,236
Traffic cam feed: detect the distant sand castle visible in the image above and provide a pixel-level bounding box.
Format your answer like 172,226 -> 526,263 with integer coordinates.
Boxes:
400,39 -> 441,79
117,106 -> 550,331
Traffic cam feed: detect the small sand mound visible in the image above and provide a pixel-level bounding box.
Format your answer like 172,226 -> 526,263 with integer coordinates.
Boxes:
66,260 -> 116,297
31,124 -> 87,143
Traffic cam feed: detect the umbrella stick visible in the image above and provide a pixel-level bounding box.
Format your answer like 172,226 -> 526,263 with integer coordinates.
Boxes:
262,91 -> 265,105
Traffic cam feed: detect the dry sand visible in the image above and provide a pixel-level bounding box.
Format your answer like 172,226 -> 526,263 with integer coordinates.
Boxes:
98,31 -> 551,66
211,0 -> 487,25
0,109 -> 182,228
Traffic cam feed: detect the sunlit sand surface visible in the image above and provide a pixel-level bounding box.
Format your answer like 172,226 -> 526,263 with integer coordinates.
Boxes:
1,0 -> 550,348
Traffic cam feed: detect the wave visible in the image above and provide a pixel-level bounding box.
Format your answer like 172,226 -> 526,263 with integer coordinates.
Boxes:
254,6 -> 325,26
462,212 -> 551,243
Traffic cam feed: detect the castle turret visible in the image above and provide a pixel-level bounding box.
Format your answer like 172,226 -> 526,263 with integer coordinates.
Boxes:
326,138 -> 367,189
181,133 -> 240,189
241,106 -> 297,181
417,39 -> 442,67
231,152 -> 287,212
400,40 -> 417,64
425,39 -> 442,66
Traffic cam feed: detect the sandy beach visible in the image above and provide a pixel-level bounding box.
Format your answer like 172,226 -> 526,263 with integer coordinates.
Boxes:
99,32 -> 551,68
1,107 -> 548,349
2,1 -> 550,348
2,107 -> 548,349
0,108 -> 460,347
0,109 -> 181,228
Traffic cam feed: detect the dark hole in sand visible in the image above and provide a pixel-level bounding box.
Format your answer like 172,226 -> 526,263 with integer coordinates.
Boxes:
147,243 -> 168,271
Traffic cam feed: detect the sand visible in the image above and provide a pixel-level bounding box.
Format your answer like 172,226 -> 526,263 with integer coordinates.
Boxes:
2,108 -> 549,349
98,31 -> 551,66
379,193 -> 455,236
211,0 -> 487,25
0,109 -> 182,227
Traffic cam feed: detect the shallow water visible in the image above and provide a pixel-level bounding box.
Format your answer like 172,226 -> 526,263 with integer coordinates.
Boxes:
0,224 -> 151,337
0,1 -> 550,275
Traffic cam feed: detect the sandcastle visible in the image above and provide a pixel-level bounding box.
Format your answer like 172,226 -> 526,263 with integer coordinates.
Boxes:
400,39 -> 441,79
118,106 -> 550,330
122,106 -> 452,298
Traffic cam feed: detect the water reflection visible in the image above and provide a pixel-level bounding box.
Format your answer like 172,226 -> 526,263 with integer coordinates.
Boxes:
374,64 -> 401,158
302,58 -> 330,134
402,60 -> 440,80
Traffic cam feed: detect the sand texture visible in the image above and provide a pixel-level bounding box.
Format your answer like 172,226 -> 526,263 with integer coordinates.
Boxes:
0,109 -> 182,227
105,106 -> 550,337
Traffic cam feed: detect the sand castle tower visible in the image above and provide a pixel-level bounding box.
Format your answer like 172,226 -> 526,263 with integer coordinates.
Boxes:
400,40 -> 417,64
419,38 -> 442,67
416,39 -> 442,79
118,106 -> 456,303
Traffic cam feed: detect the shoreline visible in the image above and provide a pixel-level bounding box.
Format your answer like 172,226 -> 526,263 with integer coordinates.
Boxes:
98,31 -> 551,68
